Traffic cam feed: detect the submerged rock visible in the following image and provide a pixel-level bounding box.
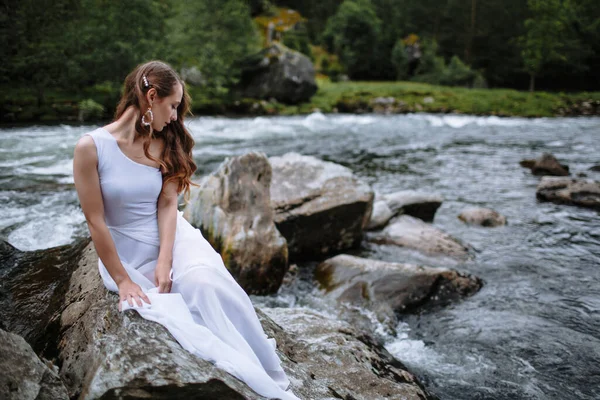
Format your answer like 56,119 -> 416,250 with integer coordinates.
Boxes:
0,328 -> 68,400
536,177 -> 600,210
260,307 -> 437,400
458,207 -> 507,227
315,254 -> 482,318
183,152 -> 288,295
368,215 -> 471,260
381,190 -> 443,222
270,153 -> 374,261
520,153 -> 570,176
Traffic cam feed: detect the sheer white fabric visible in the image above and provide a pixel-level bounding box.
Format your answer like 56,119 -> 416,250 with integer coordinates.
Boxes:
84,128 -> 299,400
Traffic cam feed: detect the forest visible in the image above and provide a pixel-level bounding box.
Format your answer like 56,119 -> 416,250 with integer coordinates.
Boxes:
1,0 -> 599,121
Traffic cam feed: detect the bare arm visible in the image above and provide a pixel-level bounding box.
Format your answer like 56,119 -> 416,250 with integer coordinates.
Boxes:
73,135 -> 150,308
155,179 -> 179,292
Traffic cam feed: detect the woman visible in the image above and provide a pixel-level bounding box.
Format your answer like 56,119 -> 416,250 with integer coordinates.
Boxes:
73,60 -> 299,400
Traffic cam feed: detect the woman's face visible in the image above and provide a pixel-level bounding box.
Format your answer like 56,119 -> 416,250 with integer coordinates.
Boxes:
151,82 -> 183,132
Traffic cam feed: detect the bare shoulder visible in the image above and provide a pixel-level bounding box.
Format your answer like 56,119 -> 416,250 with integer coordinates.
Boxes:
74,134 -> 98,164
75,134 -> 96,151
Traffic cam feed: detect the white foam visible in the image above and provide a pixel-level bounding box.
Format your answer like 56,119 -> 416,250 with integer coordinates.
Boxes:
16,158 -> 73,176
8,209 -> 86,251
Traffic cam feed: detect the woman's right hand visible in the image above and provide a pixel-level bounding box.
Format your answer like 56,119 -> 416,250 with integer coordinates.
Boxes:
117,278 -> 151,311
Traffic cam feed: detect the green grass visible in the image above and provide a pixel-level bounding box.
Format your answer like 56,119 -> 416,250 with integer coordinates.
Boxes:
272,78 -> 600,118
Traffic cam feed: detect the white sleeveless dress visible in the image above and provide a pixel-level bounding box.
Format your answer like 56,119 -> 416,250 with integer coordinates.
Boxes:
83,127 -> 299,400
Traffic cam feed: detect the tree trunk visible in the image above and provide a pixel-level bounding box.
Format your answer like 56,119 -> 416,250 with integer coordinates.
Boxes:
529,74 -> 535,92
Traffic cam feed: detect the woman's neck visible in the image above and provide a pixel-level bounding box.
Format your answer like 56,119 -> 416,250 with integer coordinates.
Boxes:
106,106 -> 143,145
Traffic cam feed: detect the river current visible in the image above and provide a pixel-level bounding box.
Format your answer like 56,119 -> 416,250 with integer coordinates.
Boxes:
1,113 -> 599,399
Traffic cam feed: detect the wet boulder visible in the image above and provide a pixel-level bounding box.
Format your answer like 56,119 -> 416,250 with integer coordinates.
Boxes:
269,153 -> 374,261
536,177 -> 600,210
0,328 -> 68,400
183,152 -> 288,295
58,242 -> 273,400
520,153 -> 569,176
315,255 -> 482,319
0,238 -> 90,358
368,215 -> 471,260
366,199 -> 394,230
236,43 -> 318,104
458,207 -> 507,227
259,307 -> 436,400
380,190 -> 443,222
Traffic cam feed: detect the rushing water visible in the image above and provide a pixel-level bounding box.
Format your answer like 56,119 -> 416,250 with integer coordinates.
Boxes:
1,113 -> 599,399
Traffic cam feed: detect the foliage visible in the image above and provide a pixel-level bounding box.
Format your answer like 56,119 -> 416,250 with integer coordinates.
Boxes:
322,0 -> 382,80
166,0 -> 262,92
519,0 -> 580,91
77,98 -> 105,121
391,39 -> 409,80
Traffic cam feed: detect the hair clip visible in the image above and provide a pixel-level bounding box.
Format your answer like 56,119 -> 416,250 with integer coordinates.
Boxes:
142,75 -> 149,88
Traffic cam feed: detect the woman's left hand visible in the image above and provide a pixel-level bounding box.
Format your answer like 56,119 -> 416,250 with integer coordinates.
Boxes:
154,260 -> 172,293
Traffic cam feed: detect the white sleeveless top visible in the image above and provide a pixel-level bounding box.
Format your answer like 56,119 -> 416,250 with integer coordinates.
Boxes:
84,127 -> 163,276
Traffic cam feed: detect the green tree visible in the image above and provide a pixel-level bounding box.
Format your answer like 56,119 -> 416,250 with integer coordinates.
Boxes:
66,0 -> 172,89
2,0 -> 79,104
519,0 -> 573,91
391,39 -> 409,80
322,0 -> 382,79
166,0 -> 261,93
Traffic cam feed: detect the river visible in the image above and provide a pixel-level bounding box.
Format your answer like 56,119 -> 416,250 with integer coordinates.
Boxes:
1,113 -> 599,399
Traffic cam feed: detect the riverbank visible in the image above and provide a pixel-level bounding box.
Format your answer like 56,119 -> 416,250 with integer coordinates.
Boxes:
2,79 -> 600,125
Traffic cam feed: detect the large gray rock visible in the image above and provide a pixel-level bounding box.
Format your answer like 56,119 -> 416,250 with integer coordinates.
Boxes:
236,43 -> 318,104
270,153 -> 374,261
536,177 -> 600,210
58,242 -> 271,400
520,153 -> 570,176
368,215 -> 471,260
381,190 -> 443,222
0,329 -> 68,400
0,238 -> 90,358
458,207 -> 507,227
183,152 -> 288,295
259,307 -> 436,400
315,255 -> 482,319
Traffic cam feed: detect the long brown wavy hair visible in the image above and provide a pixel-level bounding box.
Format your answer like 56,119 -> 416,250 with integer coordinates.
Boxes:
114,60 -> 197,200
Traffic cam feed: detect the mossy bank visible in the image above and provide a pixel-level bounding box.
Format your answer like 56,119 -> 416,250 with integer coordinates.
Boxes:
2,79 -> 599,125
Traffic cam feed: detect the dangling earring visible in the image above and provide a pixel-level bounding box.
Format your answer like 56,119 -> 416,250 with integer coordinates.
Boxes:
141,107 -> 153,127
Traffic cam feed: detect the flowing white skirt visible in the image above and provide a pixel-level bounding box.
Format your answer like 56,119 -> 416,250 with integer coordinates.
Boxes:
98,211 -> 299,400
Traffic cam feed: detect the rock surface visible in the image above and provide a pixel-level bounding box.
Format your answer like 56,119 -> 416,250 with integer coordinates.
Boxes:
367,199 -> 394,230
368,215 -> 471,260
58,242 -> 271,400
381,190 -> 443,222
315,254 -> 482,318
236,43 -> 318,104
260,307 -> 437,400
270,153 -> 374,261
536,177 -> 600,210
0,238 -> 90,358
458,207 -> 507,227
0,328 -> 69,400
520,153 -> 570,176
56,242 -> 434,400
183,152 -> 288,295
